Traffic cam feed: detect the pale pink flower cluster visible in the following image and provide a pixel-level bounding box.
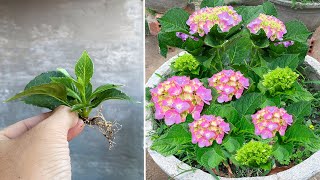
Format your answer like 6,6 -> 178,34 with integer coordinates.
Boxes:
189,115 -> 230,147
150,76 -> 212,126
186,6 -> 242,37
252,106 -> 293,139
247,14 -> 287,41
208,70 -> 249,103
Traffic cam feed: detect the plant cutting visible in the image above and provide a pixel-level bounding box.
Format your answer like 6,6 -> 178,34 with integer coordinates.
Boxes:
6,51 -> 130,149
147,0 -> 320,178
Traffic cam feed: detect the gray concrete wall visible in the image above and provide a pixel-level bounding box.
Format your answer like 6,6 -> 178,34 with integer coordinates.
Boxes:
0,0 -> 143,179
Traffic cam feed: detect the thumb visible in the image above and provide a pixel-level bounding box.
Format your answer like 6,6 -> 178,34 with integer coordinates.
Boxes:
44,106 -> 80,135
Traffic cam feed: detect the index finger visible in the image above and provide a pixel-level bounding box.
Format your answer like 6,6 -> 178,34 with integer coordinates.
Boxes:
0,112 -> 52,140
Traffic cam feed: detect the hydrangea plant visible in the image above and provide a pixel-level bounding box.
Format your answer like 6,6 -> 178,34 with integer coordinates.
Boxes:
235,141 -> 272,168
6,51 -> 130,149
149,0 -> 320,177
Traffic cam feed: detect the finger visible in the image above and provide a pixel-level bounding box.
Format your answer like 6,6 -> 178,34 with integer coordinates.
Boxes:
45,106 -> 79,133
67,119 -> 85,141
0,112 -> 52,139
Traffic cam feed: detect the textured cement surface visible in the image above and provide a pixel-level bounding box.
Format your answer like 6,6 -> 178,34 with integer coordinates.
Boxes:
0,0 -> 143,179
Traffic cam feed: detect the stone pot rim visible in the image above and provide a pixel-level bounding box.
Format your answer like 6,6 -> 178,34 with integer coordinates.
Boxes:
145,51 -> 320,179
269,0 -> 320,9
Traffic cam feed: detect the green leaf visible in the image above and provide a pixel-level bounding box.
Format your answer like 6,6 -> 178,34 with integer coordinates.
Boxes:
226,34 -> 253,65
232,93 -> 267,116
157,8 -> 189,33
236,115 -> 255,133
91,88 -> 130,108
75,50 -> 94,86
57,68 -> 72,78
262,2 -> 278,17
21,71 -> 66,109
272,142 -> 293,165
286,101 -> 311,124
202,103 -> 239,126
252,67 -> 269,78
287,82 -> 314,102
182,38 -> 204,55
268,54 -> 300,70
222,136 -> 244,153
6,83 -> 68,105
51,77 -> 77,92
196,145 -> 225,168
236,5 -> 264,24
284,20 -> 311,42
151,124 -> 191,156
91,84 -> 122,99
200,0 -> 224,8
285,124 -> 317,144
158,32 -> 184,57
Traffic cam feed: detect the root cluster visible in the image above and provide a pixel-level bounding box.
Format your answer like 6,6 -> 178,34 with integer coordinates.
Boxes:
83,107 -> 122,150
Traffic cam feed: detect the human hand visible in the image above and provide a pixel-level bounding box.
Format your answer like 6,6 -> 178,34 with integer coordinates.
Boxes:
0,106 -> 84,180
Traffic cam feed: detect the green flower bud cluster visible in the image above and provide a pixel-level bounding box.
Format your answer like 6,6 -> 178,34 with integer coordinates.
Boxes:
173,54 -> 199,73
235,141 -> 272,167
262,67 -> 299,95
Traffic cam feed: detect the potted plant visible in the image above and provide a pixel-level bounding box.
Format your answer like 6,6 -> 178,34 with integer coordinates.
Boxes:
268,0 -> 320,31
146,0 -> 320,178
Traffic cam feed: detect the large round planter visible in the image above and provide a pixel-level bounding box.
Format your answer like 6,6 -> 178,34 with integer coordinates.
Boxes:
145,51 -> 320,179
225,0 -> 265,6
269,0 -> 320,31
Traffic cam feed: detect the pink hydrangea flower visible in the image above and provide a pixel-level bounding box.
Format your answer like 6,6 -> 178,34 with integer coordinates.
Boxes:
150,76 -> 212,125
189,115 -> 230,147
208,70 -> 249,103
247,14 -> 287,41
252,106 -> 293,139
176,32 -> 199,41
274,40 -> 294,48
187,6 -> 242,37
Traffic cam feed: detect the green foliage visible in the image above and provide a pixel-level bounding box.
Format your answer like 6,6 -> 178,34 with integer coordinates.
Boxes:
6,51 -> 130,118
235,141 -> 272,168
262,67 -> 299,95
200,0 -> 224,8
151,124 -> 192,156
172,53 -> 200,76
196,144 -> 225,168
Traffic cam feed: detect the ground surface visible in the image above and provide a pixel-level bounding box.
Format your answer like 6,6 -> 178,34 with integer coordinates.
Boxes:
0,0 -> 143,179
145,35 -> 182,180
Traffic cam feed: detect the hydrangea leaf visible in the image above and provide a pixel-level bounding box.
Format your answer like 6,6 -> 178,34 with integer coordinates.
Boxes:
268,54 -> 300,70
286,101 -> 311,124
286,82 -> 314,102
222,136 -> 244,153
284,20 -> 311,43
272,142 -> 293,165
91,88 -> 130,108
90,84 -> 123,99
20,71 -> 66,109
202,103 -> 238,126
196,145 -> 225,168
158,32 -> 184,57
157,8 -> 189,33
236,6 -> 264,24
262,1 -> 278,17
181,38 -> 204,56
151,124 -> 192,156
75,50 -> 94,87
222,30 -> 253,65
200,0 -> 224,8
232,92 -> 267,116
285,124 -> 317,144
6,83 -> 68,105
